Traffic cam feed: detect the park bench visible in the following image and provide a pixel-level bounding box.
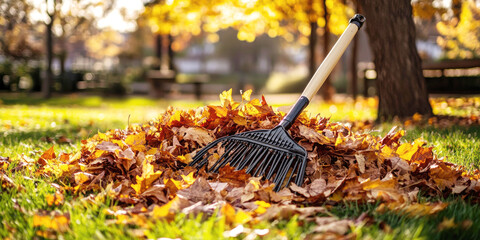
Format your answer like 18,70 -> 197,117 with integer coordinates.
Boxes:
147,70 -> 210,100
360,59 -> 480,96
147,69 -> 176,98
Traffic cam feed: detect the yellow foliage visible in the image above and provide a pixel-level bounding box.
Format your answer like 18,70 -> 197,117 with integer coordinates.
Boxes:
143,0 -> 352,49
436,2 -> 480,59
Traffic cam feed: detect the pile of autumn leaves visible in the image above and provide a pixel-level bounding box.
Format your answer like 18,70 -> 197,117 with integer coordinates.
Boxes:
8,90 -> 480,238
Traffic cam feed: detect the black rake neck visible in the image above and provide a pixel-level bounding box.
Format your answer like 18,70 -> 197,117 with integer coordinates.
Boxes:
278,96 -> 310,130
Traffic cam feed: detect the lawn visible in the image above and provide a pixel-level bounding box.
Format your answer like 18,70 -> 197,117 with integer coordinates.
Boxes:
1,94 -> 480,239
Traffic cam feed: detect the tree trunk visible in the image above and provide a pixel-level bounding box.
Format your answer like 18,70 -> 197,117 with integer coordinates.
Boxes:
349,1 -> 360,99
308,20 -> 317,79
359,0 -> 432,121
168,34 -> 175,71
42,17 -> 54,99
320,0 -> 333,101
155,34 -> 162,70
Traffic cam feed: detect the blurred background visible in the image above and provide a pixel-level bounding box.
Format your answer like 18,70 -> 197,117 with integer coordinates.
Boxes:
0,0 -> 479,101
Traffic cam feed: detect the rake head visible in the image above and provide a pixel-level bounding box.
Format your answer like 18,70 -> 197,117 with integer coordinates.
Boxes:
189,126 -> 307,191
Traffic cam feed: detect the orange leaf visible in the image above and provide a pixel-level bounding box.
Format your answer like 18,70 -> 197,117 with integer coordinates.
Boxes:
38,146 -> 56,166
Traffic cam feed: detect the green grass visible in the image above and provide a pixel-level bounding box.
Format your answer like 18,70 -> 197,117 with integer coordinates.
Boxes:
1,95 -> 480,239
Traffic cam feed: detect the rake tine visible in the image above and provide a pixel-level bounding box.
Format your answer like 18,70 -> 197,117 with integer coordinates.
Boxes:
284,157 -> 300,189
238,146 -> 267,170
213,141 -> 246,170
196,153 -> 212,168
235,146 -> 262,171
259,151 -> 284,179
265,152 -> 285,180
208,140 -> 237,172
191,136 -> 232,165
228,143 -> 250,168
273,155 -> 294,190
246,150 -> 272,175
253,150 -> 277,177
295,156 -> 308,186
211,146 -> 241,172
271,155 -> 288,185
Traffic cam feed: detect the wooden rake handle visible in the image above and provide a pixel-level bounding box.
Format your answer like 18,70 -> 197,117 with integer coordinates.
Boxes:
279,14 -> 365,130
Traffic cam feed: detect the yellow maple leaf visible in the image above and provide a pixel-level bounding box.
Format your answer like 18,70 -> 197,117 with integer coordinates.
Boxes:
362,179 -> 396,190
152,196 -> 177,218
335,132 -> 346,148
254,201 -> 271,214
438,217 -> 456,230
396,143 -> 417,161
397,139 -> 427,162
74,172 -> 92,185
220,89 -> 234,107
379,145 -> 395,160
146,147 -> 158,155
242,89 -> 252,101
181,172 -> 196,186
164,178 -> 182,189
131,156 -> 162,195
176,154 -> 192,164
125,132 -> 146,152
221,203 -> 252,225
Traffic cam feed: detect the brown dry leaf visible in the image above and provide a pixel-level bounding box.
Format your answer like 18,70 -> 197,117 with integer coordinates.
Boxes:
308,178 -> 327,197
96,141 -> 121,152
177,177 -> 216,203
141,185 -> 168,204
182,127 -> 214,146
217,165 -> 251,187
355,154 -> 366,174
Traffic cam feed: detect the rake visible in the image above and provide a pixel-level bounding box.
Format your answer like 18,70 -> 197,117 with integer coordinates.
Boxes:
189,14 -> 365,191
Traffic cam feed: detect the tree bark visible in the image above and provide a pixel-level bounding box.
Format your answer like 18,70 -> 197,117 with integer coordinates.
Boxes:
320,0 -> 333,101
308,20 -> 317,79
349,1 -> 360,99
42,15 -> 54,99
359,0 -> 432,121
168,34 -> 175,71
